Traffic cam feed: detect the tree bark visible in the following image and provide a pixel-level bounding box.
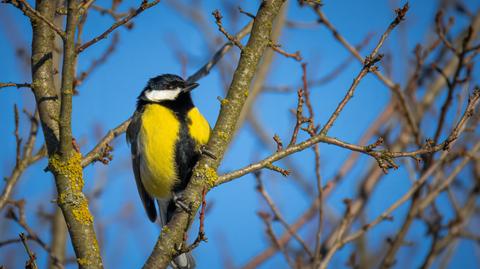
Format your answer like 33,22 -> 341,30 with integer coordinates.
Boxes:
30,0 -> 103,268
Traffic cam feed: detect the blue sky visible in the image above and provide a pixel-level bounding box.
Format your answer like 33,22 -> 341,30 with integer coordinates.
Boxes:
1,0 -> 479,268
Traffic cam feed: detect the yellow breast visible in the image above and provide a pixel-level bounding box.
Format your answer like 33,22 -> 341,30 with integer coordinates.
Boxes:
187,107 -> 211,145
139,105 -> 179,198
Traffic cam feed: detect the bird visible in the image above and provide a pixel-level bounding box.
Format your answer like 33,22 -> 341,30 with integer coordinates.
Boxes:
126,74 -> 210,269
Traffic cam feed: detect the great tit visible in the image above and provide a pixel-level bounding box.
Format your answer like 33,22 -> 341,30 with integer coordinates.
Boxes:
127,74 -> 210,269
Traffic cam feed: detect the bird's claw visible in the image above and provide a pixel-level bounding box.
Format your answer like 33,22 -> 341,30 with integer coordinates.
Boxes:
173,193 -> 191,213
199,145 -> 217,160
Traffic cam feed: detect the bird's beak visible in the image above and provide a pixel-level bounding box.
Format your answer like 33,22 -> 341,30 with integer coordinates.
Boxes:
183,82 -> 199,93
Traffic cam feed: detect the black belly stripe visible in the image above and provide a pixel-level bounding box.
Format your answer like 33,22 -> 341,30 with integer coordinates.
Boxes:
173,115 -> 199,193
167,109 -> 199,222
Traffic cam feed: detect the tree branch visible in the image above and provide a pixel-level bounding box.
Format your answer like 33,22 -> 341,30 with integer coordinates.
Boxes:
0,82 -> 32,89
81,119 -> 131,167
0,110 -> 42,211
49,1 -> 103,267
314,4 -> 421,145
187,20 -> 254,83
216,88 -> 479,185
255,173 -> 314,258
2,0 -> 66,40
76,0 -> 160,53
322,140 -> 480,268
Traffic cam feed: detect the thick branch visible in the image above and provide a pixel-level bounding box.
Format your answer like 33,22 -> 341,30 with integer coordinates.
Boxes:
51,1 -> 103,268
30,0 -> 60,155
58,1 -> 78,156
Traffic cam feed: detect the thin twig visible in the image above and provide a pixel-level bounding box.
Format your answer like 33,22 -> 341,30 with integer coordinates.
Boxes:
5,201 -> 62,266
270,42 -> 302,61
241,103 -> 394,269
216,88 -> 480,185
75,33 -> 120,88
432,24 -> 473,144
257,211 -> 297,269
183,188 -> 208,253
0,82 -> 31,89
14,105 -> 22,166
187,20 -> 253,83
255,173 -> 314,258
81,118 -> 131,167
91,4 -> 128,20
77,0 -> 161,53
418,185 -> 479,269
435,11 -> 457,54
288,89 -> 306,146
320,141 -> 480,268
263,34 -> 373,92
19,233 -> 38,269
2,0 -> 66,40
299,63 -> 325,266
0,110 -> 42,211
314,4 -> 421,145
319,2 -> 408,136
212,9 -> 244,49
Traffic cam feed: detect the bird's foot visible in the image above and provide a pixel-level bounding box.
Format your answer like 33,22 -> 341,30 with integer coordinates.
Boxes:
199,145 -> 217,160
173,192 -> 191,214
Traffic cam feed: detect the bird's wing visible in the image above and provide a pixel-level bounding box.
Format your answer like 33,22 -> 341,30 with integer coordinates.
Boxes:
127,112 -> 157,222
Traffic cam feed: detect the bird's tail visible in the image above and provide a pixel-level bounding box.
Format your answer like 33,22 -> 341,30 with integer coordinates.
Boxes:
157,199 -> 196,269
171,253 -> 196,269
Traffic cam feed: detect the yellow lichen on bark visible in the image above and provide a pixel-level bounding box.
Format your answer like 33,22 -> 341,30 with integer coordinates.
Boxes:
72,199 -> 94,223
220,98 -> 229,106
48,151 -> 84,192
77,257 -> 92,267
217,131 -> 229,141
48,152 -> 94,224
193,165 -> 218,188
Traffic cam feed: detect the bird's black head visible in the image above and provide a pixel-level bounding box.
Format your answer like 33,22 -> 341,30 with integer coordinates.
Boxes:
137,74 -> 199,111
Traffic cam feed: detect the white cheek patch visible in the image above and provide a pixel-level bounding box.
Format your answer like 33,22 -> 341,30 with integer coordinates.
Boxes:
144,88 -> 182,101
